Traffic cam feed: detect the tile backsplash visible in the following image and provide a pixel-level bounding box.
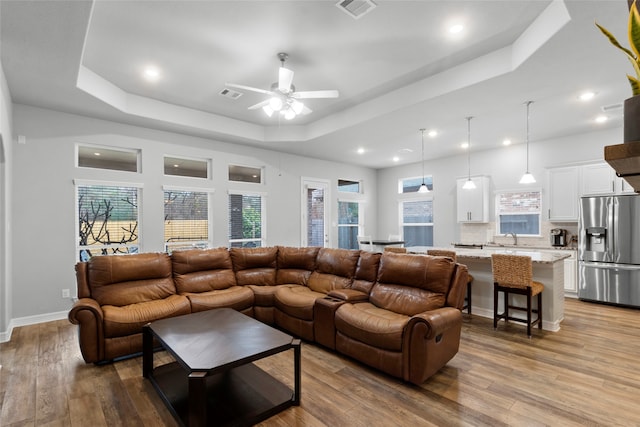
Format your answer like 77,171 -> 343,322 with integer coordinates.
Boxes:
459,222 -> 579,248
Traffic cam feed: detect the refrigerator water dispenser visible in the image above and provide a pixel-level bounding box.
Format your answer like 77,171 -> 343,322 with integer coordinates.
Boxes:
585,227 -> 607,253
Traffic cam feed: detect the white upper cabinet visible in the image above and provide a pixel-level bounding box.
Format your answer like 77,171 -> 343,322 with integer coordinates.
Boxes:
548,167 -> 579,221
456,176 -> 489,223
582,162 -> 635,195
581,163 -> 615,195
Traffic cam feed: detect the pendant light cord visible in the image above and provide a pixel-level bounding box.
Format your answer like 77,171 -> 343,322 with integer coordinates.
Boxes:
525,101 -> 532,173
420,128 -> 426,184
466,116 -> 473,179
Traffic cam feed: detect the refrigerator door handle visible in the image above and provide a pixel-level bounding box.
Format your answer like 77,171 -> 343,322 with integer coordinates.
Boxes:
581,261 -> 640,271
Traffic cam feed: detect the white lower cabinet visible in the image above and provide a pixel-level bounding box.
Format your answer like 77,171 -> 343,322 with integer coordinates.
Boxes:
563,250 -> 577,295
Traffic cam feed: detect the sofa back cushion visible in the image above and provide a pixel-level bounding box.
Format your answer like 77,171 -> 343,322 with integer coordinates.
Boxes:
171,248 -> 236,293
276,246 -> 320,285
351,251 -> 381,294
87,253 -> 175,307
370,252 -> 455,316
230,247 -> 277,286
308,248 -> 360,294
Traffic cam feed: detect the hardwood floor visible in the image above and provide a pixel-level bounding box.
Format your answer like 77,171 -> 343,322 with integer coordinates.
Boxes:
1,298 -> 639,426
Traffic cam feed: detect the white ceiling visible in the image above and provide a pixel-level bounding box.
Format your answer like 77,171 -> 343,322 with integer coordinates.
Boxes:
0,0 -> 632,169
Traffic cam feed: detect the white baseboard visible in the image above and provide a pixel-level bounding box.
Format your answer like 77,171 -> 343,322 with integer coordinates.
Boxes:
0,310 -> 69,343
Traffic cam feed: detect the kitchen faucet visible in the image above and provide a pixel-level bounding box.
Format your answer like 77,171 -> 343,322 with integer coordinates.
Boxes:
506,233 -> 517,245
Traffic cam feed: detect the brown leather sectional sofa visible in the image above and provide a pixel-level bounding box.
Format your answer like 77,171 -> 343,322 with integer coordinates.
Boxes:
69,246 -> 469,384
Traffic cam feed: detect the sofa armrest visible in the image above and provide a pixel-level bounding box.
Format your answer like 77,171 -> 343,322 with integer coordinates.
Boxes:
410,307 -> 462,340
403,307 -> 463,384
68,298 -> 105,363
327,289 -> 369,303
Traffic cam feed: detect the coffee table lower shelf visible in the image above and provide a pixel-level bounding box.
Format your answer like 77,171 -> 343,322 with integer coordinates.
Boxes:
149,361 -> 296,427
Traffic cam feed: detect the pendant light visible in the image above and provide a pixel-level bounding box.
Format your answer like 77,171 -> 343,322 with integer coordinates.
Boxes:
519,101 -> 536,184
418,128 -> 430,193
462,116 -> 476,190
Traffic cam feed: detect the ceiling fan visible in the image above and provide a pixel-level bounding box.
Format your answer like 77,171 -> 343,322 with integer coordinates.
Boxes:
225,53 -> 339,120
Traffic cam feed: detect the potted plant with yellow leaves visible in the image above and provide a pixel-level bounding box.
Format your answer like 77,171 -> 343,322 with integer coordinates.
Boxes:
596,0 -> 640,142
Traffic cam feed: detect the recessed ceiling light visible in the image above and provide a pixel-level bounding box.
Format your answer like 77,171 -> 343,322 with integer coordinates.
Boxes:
595,115 -> 608,123
392,156 -> 400,162
357,147 -> 365,154
461,142 -> 469,149
93,152 -> 101,156
428,130 -> 438,138
449,24 -> 464,34
144,66 -> 161,81
579,91 -> 596,101
503,139 -> 512,146
173,164 -> 179,168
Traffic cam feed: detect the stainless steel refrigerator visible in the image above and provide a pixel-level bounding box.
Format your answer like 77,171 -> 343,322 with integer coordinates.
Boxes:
579,194 -> 640,308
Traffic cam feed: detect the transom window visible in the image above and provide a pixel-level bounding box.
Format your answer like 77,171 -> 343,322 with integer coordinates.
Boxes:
77,145 -> 140,172
496,190 -> 541,236
164,156 -> 210,179
338,179 -> 361,193
399,176 -> 433,193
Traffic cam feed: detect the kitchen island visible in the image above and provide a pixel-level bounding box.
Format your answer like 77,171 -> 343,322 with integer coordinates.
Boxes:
409,246 -> 572,332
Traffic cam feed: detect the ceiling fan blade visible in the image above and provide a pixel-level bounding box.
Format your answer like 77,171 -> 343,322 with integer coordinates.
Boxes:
247,99 -> 270,110
301,105 -> 313,115
225,83 -> 273,95
292,90 -> 339,99
278,67 -> 294,92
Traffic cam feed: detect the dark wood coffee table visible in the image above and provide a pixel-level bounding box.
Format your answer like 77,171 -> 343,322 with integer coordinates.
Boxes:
143,308 -> 301,427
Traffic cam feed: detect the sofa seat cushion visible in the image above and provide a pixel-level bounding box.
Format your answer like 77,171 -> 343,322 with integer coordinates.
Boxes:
248,284 -> 295,306
102,294 -> 191,338
334,302 -> 410,352
274,285 -> 325,321
185,286 -> 254,313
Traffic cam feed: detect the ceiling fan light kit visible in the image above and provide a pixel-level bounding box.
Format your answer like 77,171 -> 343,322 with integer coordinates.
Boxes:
226,52 -> 339,121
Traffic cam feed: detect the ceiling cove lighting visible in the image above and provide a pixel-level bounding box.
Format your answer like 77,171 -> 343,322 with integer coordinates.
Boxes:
462,116 -> 476,190
519,101 -> 536,184
417,128 -> 430,193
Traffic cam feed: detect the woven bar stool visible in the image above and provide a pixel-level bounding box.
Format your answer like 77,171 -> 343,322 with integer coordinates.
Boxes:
427,249 -> 473,314
384,247 -> 407,253
491,254 -> 544,337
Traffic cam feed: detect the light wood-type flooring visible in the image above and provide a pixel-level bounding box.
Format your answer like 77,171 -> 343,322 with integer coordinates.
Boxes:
1,298 -> 639,426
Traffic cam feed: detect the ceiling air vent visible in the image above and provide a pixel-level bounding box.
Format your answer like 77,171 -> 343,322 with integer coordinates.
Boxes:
219,88 -> 243,100
336,0 -> 377,20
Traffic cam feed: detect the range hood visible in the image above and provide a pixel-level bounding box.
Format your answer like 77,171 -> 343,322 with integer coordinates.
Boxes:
604,141 -> 640,193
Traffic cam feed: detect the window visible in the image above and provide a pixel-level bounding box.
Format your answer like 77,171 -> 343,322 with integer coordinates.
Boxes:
401,199 -> 433,247
76,182 -> 140,261
228,164 -> 262,183
228,192 -> 265,247
399,176 -> 433,193
77,145 -> 139,172
496,190 -> 541,235
164,156 -> 210,178
338,201 -> 360,249
338,179 -> 361,193
164,189 -> 210,252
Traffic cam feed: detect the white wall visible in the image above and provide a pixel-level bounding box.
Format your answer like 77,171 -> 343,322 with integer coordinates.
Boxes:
0,63 -> 13,339
8,104 -> 377,323
376,126 -> 622,246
